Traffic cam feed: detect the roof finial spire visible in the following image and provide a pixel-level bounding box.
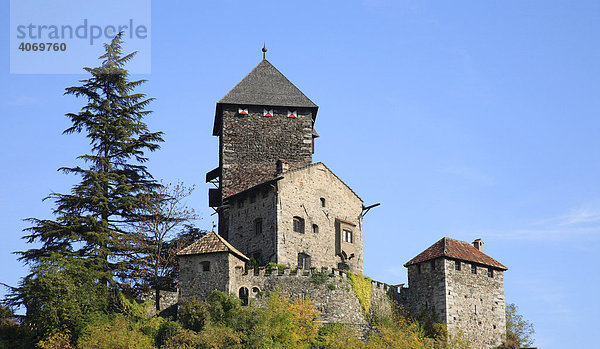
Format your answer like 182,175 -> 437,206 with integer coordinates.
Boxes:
262,43 -> 267,60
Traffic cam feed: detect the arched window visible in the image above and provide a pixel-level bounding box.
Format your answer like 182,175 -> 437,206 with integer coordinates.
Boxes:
298,253 -> 311,269
293,216 -> 304,233
252,287 -> 260,297
320,198 -> 326,207
312,224 -> 319,234
201,261 -> 210,272
239,287 -> 249,306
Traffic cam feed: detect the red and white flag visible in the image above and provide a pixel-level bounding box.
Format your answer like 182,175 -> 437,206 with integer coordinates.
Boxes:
264,109 -> 273,117
287,110 -> 297,118
238,107 -> 248,115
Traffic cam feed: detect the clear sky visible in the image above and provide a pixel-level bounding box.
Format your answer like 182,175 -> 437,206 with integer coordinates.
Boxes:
2,1 -> 599,347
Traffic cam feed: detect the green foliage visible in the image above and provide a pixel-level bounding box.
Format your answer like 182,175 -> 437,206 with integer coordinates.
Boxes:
315,323 -> 363,349
155,321 -> 181,348
16,32 -> 163,290
347,272 -> 373,314
328,283 -> 336,290
503,303 -> 535,348
0,306 -> 35,349
311,270 -> 329,285
266,262 -> 287,274
6,258 -> 108,342
367,316 -> 429,349
37,330 -> 74,349
77,317 -> 154,349
179,298 -> 209,332
414,307 -> 447,341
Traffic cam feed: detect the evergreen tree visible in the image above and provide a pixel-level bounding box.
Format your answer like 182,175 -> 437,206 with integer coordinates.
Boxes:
9,33 -> 163,338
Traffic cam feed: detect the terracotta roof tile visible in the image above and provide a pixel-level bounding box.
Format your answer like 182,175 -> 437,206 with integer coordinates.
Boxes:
177,231 -> 249,261
404,237 -> 507,270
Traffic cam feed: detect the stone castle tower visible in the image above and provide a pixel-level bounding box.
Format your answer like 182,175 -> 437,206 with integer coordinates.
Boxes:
177,55 -> 508,348
402,238 -> 508,348
205,57 -> 364,273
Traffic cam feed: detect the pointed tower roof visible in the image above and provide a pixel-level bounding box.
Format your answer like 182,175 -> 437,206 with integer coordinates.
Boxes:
218,59 -> 318,108
177,231 -> 249,261
404,237 -> 507,270
213,59 -> 318,136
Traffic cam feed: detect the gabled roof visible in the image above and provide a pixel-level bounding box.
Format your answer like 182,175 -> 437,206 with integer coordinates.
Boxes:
177,231 -> 249,261
224,162 -> 363,203
218,59 -> 318,108
404,237 -> 507,270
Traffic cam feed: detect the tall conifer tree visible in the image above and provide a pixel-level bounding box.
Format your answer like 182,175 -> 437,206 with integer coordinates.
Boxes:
18,33 -> 163,286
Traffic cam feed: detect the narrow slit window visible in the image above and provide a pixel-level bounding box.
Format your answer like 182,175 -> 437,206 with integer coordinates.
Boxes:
455,261 -> 461,271
312,224 -> 319,234
471,264 -> 477,274
255,218 -> 263,235
320,198 -> 326,207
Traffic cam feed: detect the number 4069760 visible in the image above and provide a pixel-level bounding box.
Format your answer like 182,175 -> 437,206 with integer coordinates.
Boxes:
18,42 -> 66,52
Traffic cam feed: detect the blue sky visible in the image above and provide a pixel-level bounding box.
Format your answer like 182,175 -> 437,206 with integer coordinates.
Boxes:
2,1 -> 599,347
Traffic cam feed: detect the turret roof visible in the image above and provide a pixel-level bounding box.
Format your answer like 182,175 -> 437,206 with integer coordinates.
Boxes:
218,59 -> 318,108
177,231 -> 249,261
404,237 -> 507,270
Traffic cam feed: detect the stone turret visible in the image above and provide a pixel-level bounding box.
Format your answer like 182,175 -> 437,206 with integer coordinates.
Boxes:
403,237 -> 508,348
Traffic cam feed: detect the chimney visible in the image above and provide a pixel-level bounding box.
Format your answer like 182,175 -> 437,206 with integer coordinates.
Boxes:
473,239 -> 484,252
276,159 -> 289,175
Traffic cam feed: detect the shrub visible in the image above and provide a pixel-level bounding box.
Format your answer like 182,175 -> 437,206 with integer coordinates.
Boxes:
179,298 -> 209,332
155,321 -> 181,348
76,317 -> 153,349
311,270 -> 329,285
37,330 -> 74,349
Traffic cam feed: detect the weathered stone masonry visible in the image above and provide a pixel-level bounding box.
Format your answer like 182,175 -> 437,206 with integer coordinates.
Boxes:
219,105 -> 314,198
176,56 -> 510,349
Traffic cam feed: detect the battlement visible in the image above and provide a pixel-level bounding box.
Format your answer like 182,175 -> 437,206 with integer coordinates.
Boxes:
233,265 -> 398,292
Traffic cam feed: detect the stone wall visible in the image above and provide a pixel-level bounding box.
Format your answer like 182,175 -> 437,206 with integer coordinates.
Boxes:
405,258 -> 448,323
403,258 -> 506,348
229,267 -> 393,327
276,163 -> 364,273
139,290 -> 179,313
444,260 -> 506,348
219,105 -> 314,198
178,252 -> 233,301
226,185 -> 278,263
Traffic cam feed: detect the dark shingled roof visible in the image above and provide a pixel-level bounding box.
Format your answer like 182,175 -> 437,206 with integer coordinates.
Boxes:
404,237 -> 508,270
177,231 -> 249,261
218,59 -> 318,108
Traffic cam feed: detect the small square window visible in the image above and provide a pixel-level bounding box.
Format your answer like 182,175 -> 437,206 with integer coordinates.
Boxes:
455,261 -> 461,271
201,261 -> 210,272
471,264 -> 477,274
487,268 -> 494,278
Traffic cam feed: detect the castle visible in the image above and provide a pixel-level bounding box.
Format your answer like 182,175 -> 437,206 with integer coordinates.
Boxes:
177,55 -> 507,348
